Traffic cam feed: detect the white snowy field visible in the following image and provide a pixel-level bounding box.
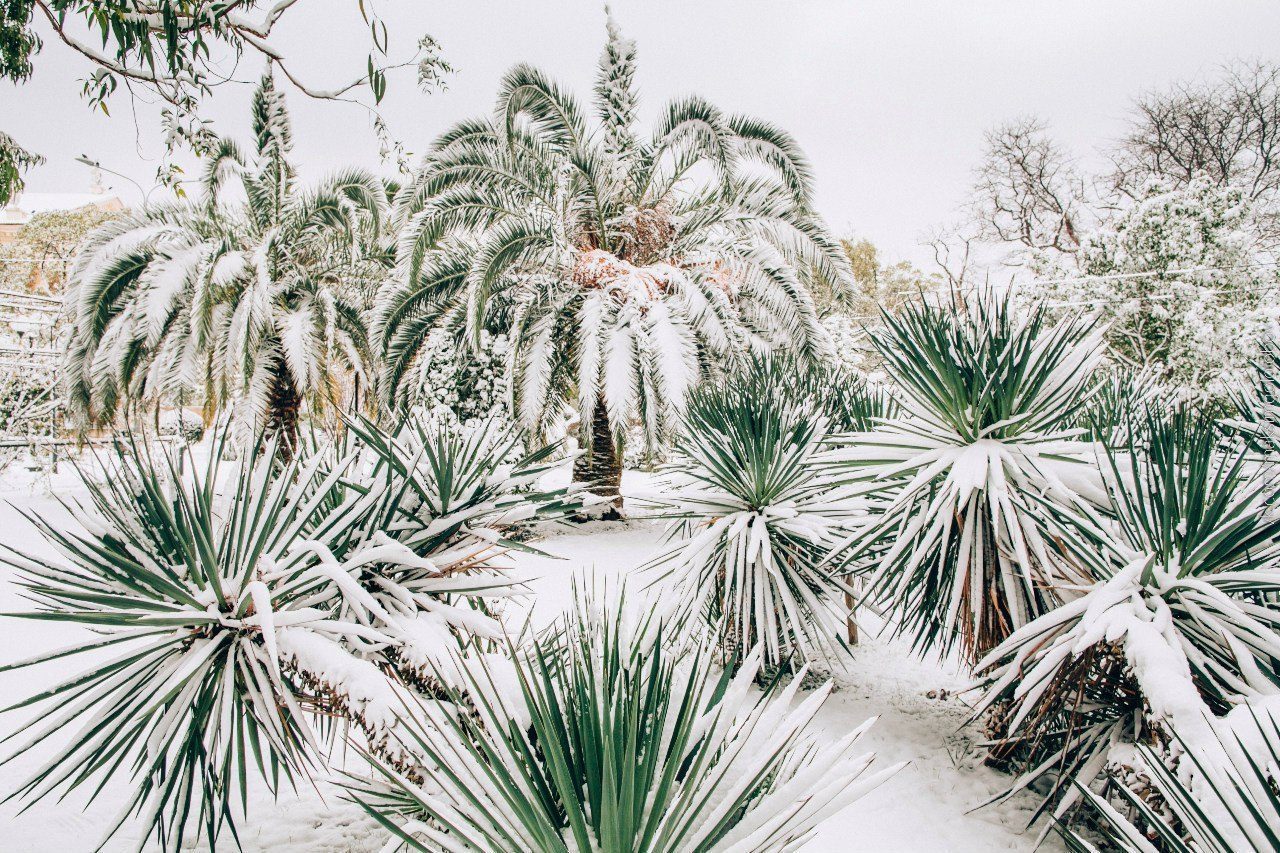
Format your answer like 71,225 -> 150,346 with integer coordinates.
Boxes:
0,465 -> 1062,852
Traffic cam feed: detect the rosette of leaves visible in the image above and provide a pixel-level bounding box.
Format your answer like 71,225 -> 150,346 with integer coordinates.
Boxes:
643,358 -> 867,671
974,407 -> 1280,828
314,412 -> 580,685
0,415 -> 578,849
829,291 -> 1106,665
0,435 -> 358,850
348,598 -> 902,852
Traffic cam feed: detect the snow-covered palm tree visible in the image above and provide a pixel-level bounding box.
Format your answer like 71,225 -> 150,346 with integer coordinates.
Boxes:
63,73 -> 390,446
376,13 -> 849,506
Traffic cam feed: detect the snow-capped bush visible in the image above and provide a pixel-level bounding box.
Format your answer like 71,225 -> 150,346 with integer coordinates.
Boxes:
643,358 -> 867,671
157,407 -> 205,442
1035,177 -> 1279,401
396,327 -> 513,424
348,595 -> 902,852
829,291 -> 1106,666
1070,701 -> 1280,852
0,413 -> 578,849
974,407 -> 1280,826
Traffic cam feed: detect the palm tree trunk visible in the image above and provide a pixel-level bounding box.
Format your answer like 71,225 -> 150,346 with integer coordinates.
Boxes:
265,367 -> 301,458
573,396 -> 624,519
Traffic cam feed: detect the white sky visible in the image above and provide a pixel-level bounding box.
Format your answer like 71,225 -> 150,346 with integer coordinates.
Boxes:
6,0 -> 1280,267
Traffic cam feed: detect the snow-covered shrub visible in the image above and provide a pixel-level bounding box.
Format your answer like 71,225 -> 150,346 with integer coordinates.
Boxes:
829,291 -> 1106,666
349,597 -> 902,852
0,436 -> 353,849
1035,177 -> 1279,401
643,358 -> 866,670
327,413 -> 580,679
396,327 -> 512,424
1068,702 -> 1280,852
0,414 -> 577,848
158,407 -> 205,443
974,407 -> 1280,827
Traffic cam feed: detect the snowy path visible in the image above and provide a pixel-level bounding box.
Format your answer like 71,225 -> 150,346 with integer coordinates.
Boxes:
0,475 -> 1060,852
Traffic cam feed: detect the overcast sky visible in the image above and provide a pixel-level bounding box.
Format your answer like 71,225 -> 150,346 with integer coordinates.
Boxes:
7,0 -> 1280,266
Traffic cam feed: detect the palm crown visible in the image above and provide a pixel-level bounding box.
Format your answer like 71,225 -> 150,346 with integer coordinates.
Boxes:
63,74 -> 390,443
376,14 -> 849,499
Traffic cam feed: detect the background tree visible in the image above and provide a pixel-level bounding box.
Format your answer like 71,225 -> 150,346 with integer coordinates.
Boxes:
62,74 -> 390,445
1112,61 -> 1280,236
0,203 -> 119,293
971,117 -> 1087,254
1038,178 -> 1276,398
0,0 -> 453,201
378,15 -> 849,509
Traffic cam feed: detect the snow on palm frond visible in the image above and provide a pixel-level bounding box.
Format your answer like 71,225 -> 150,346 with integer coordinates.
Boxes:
643,358 -> 868,670
377,12 -> 848,501
1066,702 -> 1280,853
347,592 -> 902,853
0,413 -> 578,849
973,407 -> 1280,829
61,74 -> 389,445
829,291 -> 1106,666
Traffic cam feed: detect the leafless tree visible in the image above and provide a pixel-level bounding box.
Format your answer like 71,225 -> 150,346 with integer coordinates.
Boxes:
971,117 -> 1086,254
1111,60 -> 1280,245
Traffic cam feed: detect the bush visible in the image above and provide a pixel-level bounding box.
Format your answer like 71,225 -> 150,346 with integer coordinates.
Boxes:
974,407 -> 1280,827
0,414 -> 578,849
643,357 -> 865,671
349,596 -> 902,852
1066,702 -> 1280,852
829,291 -> 1106,665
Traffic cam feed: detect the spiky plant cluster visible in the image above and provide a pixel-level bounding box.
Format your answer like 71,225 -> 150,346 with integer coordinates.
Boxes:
62,74 -> 390,445
1066,704 -> 1280,852
0,415 -> 576,850
829,291 -> 1106,665
643,357 -> 867,671
974,407 -> 1280,827
1234,327 -> 1280,455
375,11 -> 848,502
348,596 -> 902,853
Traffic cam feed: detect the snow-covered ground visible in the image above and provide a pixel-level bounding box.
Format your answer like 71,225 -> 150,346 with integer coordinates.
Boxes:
0,466 -> 1061,852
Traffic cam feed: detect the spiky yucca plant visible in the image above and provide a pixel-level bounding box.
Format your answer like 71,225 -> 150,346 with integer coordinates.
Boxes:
0,415 -> 576,849
1066,704 -> 1280,853
975,408 -> 1280,827
0,436 -> 346,849
320,413 -> 580,683
376,12 -> 848,503
643,359 -> 866,670
1233,328 -> 1280,455
830,292 -> 1105,665
63,74 -> 389,445
350,599 -> 901,852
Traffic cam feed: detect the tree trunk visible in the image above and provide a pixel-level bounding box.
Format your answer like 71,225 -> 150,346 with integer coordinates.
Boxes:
572,397 -> 624,519
264,367 -> 301,460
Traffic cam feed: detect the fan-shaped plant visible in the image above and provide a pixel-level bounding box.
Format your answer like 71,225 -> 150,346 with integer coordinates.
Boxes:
376,12 -> 848,505
0,435 -> 353,849
349,598 -> 901,852
643,359 -> 866,670
0,413 -> 577,849
63,74 -> 390,446
1066,703 -> 1280,853
830,291 -> 1106,665
974,407 -> 1280,828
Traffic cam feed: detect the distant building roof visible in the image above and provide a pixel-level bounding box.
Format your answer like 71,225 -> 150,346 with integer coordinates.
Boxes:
0,191 -> 124,227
